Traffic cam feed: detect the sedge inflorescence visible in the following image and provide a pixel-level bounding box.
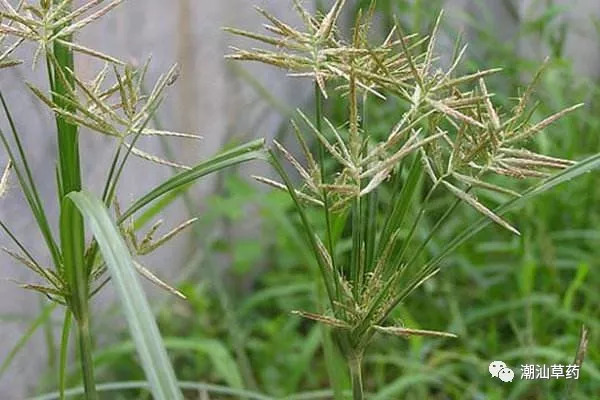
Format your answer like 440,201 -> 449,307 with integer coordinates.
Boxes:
227,0 -> 582,354
0,0 -> 199,304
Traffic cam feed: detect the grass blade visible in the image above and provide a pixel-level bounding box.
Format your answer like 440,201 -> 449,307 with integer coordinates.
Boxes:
68,190 -> 183,400
427,153 -> 600,273
58,310 -> 72,400
0,92 -> 62,268
268,149 -> 336,308
29,381 -> 273,400
92,338 -> 244,390
0,303 -> 56,380
376,156 -> 421,258
119,139 -> 267,223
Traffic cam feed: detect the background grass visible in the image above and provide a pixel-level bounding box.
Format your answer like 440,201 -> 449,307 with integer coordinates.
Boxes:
20,1 -> 600,399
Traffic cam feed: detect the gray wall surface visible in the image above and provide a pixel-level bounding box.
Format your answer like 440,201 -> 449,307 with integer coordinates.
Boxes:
0,1 -> 598,398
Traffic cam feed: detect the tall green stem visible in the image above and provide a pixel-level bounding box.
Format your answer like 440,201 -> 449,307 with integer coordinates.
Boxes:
348,354 -> 364,400
61,198 -> 96,399
76,317 -> 96,400
51,36 -> 81,198
49,1 -> 94,397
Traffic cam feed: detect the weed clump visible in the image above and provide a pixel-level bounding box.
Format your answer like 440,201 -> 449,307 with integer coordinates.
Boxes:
227,1 -> 586,397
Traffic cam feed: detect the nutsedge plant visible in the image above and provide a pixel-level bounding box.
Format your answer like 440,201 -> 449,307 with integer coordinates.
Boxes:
0,1 -> 266,399
226,0 -> 599,398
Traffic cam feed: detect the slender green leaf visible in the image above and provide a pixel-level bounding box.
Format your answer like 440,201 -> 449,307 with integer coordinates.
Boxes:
68,191 -> 183,400
376,156 -> 421,258
268,150 -> 336,307
166,338 -> 243,390
286,325 -> 322,392
0,92 -> 62,268
59,310 -> 72,400
425,153 -> 600,275
0,303 -> 57,380
119,139 -> 267,223
29,381 -> 273,400
93,338 -> 244,389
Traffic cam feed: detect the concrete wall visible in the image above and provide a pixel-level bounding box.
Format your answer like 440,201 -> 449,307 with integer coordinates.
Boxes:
0,0 -> 598,398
